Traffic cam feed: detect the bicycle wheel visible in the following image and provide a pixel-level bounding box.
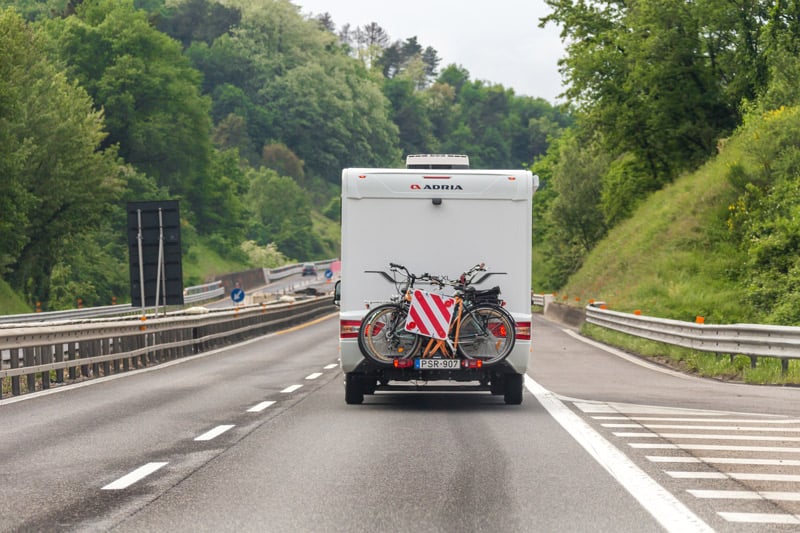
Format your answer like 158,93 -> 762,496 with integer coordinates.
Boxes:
456,304 -> 516,364
358,303 -> 422,365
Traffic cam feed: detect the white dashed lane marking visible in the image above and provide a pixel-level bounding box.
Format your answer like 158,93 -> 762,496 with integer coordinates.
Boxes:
247,400 -> 276,413
281,384 -> 302,393
102,462 -> 168,490
194,425 -> 235,441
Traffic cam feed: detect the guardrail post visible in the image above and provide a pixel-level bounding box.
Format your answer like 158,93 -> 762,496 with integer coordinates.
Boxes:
25,347 -> 35,392
79,342 -> 90,377
782,359 -> 789,375
55,344 -> 64,383
68,343 -> 77,380
41,346 -> 51,390
11,348 -> 20,396
102,338 -> 111,376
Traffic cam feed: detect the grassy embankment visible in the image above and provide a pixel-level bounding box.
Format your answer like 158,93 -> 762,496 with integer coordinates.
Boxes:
554,122 -> 800,385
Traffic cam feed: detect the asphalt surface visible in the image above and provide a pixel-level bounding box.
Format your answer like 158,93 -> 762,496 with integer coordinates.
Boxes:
3,313 -> 800,532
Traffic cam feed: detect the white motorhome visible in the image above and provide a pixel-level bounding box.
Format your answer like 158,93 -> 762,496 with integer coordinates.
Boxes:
336,154 -> 539,404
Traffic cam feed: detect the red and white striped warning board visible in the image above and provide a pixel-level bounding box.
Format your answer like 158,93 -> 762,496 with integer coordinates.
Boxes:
404,289 -> 456,340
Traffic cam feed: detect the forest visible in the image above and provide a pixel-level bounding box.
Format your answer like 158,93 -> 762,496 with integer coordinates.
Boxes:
6,0 -> 800,327
0,0 -> 570,311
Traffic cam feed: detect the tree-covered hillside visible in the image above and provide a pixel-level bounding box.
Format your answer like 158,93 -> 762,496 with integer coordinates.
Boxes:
0,0 -> 570,311
535,0 -> 800,326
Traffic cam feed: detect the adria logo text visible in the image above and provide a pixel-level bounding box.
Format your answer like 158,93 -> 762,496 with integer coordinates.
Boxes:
410,184 -> 464,190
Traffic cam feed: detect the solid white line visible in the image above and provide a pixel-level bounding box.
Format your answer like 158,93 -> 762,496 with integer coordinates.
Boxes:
719,512 -> 800,524
667,471 -> 728,480
524,376 -> 712,533
689,490 -> 800,501
324,363 -> 338,370
615,424 -> 800,432
102,462 -> 168,490
647,456 -> 800,466
631,443 -> 800,453
305,372 -> 323,380
667,471 -> 800,482
616,431 -> 800,442
194,424 -> 235,441
594,416 -> 799,423
247,400 -> 276,413
281,384 -> 302,393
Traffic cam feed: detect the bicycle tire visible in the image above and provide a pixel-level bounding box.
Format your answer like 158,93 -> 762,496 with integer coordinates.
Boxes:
358,303 -> 422,365
456,304 -> 516,365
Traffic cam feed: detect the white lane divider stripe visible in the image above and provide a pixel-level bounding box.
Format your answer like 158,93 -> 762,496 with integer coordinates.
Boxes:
324,363 -> 338,370
609,423 -> 800,432
630,443 -> 800,453
667,471 -> 800,482
102,462 -> 168,490
524,375 -> 713,533
281,384 -> 302,393
594,416 -> 800,423
247,401 -> 276,413
305,372 -> 323,380
195,425 -> 235,441
719,512 -> 800,524
648,456 -> 800,466
689,490 -> 800,501
615,431 -> 800,442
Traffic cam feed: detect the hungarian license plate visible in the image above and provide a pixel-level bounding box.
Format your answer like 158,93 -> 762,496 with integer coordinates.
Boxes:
414,358 -> 460,370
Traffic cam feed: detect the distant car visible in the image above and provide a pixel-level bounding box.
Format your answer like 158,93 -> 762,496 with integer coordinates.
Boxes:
301,263 -> 317,276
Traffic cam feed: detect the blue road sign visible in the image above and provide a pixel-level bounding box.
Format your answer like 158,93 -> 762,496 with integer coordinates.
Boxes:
325,269 -> 333,279
231,287 -> 245,303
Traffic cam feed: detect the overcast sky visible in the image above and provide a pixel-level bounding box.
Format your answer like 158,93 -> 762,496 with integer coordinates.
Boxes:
292,1 -> 567,103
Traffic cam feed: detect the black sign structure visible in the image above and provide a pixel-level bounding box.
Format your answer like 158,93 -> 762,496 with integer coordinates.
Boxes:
127,200 -> 184,308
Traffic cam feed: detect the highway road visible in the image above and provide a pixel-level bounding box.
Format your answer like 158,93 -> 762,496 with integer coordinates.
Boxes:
2,313 -> 800,532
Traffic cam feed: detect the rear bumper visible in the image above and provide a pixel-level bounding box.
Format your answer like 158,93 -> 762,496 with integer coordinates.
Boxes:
339,338 -> 530,376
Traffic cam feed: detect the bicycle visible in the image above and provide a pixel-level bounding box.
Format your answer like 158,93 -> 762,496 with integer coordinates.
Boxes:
358,263 -> 516,367
357,263 -> 433,366
418,263 -> 516,365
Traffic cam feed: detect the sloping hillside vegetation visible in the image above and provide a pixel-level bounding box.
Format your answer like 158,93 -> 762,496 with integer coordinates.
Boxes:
0,0 -> 569,313
561,101 -> 800,327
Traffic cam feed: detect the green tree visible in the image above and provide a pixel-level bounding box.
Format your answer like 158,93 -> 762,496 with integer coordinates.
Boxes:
545,130 -> 610,286
44,0 -> 215,221
0,8 -> 122,303
261,142 -> 305,183
544,0 -> 729,185
247,168 -> 321,260
156,0 -> 241,48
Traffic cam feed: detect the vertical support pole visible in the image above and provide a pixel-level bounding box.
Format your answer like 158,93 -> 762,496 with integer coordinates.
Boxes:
41,345 -> 51,390
68,342 -> 77,380
25,347 -> 35,392
11,348 -> 20,396
157,208 -> 167,316
137,209 -> 146,318
55,343 -> 64,383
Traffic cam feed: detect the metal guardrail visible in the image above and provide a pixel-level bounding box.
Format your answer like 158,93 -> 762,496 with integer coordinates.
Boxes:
0,281 -> 226,325
0,259 -> 340,325
0,296 -> 335,399
585,305 -> 799,372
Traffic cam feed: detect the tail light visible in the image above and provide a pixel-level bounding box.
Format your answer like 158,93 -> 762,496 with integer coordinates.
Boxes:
515,321 -> 531,341
340,320 -> 360,339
